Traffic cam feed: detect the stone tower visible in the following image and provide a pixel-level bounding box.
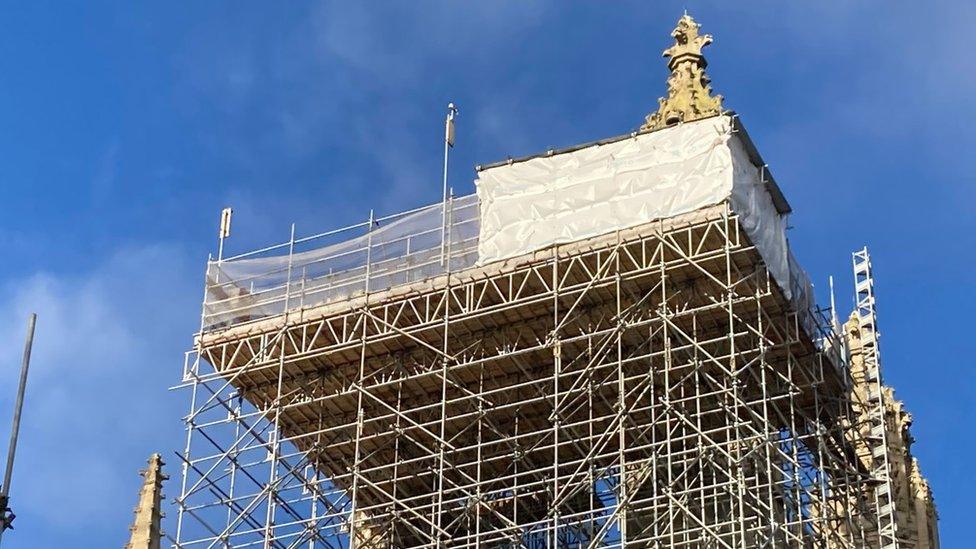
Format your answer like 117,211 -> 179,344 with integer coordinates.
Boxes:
125,453 -> 167,549
843,314 -> 940,548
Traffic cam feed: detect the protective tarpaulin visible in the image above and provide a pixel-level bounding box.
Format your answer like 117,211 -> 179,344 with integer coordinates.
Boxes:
203,115 -> 817,335
475,115 -> 793,298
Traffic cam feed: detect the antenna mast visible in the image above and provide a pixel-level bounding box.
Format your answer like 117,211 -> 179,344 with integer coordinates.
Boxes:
0,313 -> 37,545
440,102 -> 458,267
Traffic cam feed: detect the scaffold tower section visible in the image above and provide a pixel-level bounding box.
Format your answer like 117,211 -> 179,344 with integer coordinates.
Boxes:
852,247 -> 899,549
174,200 -> 879,548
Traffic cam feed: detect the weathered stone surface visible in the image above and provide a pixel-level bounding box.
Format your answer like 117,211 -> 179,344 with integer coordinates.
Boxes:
642,14 -> 724,131
125,454 -> 167,549
842,314 -> 940,549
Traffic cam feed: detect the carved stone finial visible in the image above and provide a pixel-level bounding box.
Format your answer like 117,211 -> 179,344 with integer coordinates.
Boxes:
642,14 -> 724,132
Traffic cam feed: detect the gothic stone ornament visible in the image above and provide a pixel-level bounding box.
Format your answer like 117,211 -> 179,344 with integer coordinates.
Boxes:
642,14 -> 724,132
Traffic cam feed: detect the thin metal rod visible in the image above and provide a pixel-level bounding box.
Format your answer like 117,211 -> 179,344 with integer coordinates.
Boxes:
218,207 -> 232,262
829,274 -> 839,332
440,103 -> 457,267
0,313 -> 37,542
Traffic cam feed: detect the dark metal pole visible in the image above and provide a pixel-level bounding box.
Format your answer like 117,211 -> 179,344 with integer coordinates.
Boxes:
0,313 -> 37,543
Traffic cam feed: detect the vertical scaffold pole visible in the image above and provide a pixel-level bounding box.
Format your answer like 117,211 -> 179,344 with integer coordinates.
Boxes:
435,190 -> 455,545
264,222 -> 296,548
349,210 -> 374,549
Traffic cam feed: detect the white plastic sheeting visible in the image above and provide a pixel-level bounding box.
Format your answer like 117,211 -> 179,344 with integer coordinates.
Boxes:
476,115 -> 794,298
202,115 -> 819,335
727,124 -> 791,298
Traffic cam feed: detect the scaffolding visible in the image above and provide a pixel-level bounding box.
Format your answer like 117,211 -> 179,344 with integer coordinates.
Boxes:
167,10 -> 941,546
851,249 -> 898,549
173,193 -> 887,548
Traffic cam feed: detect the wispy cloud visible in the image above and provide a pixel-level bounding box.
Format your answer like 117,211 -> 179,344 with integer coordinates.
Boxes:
0,244 -> 197,544
171,1 -> 560,221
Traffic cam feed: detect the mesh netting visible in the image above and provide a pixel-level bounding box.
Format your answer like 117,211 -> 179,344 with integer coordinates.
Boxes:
203,194 -> 479,330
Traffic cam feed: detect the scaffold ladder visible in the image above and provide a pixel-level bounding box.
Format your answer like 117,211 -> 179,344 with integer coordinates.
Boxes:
852,247 -> 899,549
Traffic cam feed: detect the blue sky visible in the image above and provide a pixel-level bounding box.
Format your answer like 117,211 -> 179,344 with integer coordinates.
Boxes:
0,2 -> 973,547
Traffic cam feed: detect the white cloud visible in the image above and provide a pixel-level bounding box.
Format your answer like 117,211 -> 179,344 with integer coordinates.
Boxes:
0,244 -> 198,544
